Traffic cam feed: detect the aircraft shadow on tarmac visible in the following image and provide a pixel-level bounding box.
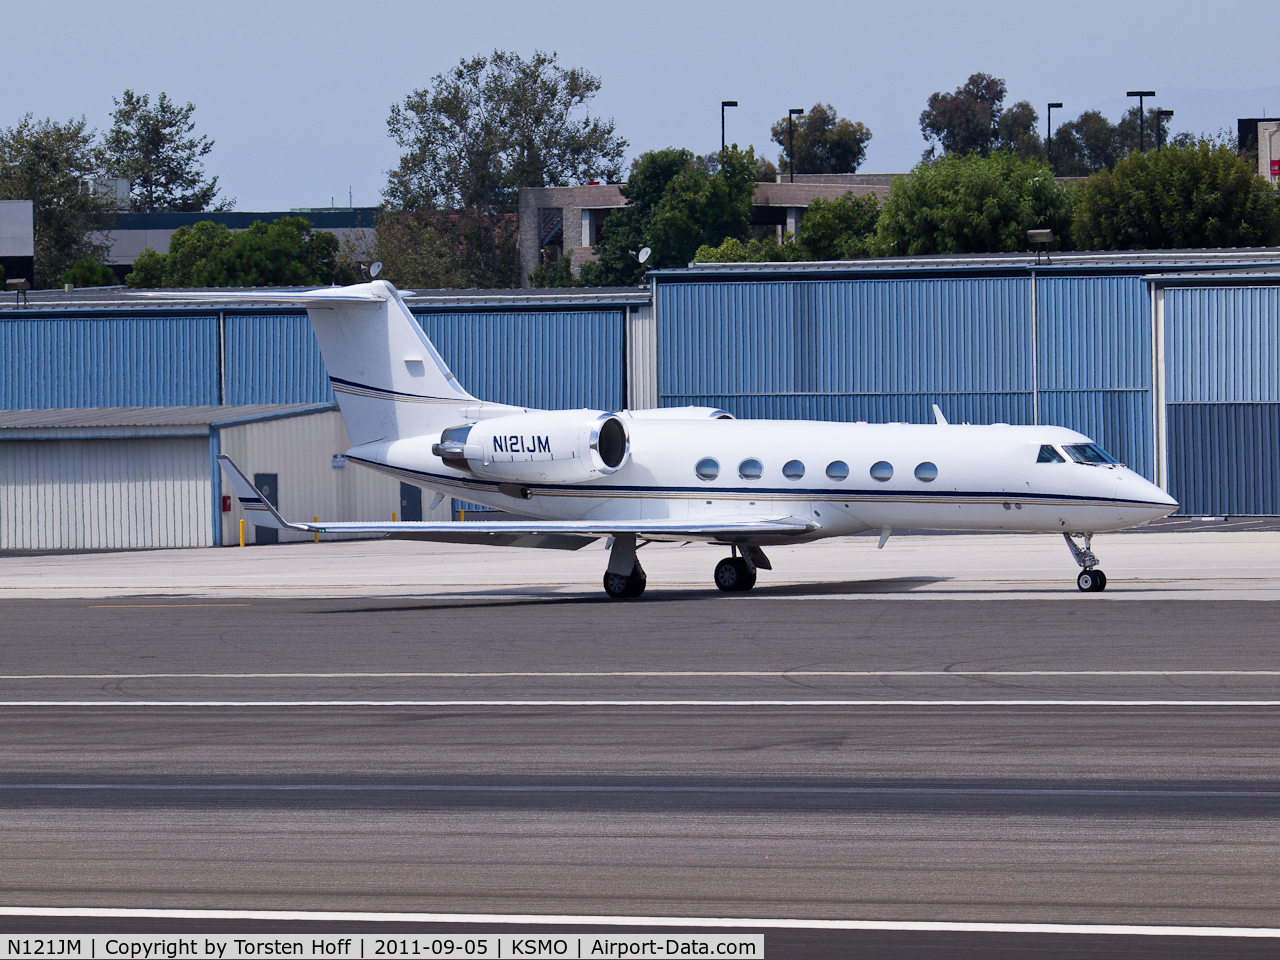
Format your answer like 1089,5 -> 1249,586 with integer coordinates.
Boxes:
320,577 -> 950,614
2,774 -> 1277,818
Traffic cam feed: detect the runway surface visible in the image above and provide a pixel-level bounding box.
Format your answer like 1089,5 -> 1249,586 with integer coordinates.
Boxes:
1,594 -> 1278,958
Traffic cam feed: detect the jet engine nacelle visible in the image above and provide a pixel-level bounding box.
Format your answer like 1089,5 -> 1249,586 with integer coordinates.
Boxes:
431,409 -> 630,484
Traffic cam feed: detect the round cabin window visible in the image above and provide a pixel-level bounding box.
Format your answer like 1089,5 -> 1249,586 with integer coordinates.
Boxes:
870,461 -> 893,481
914,461 -> 938,482
826,460 -> 849,481
782,460 -> 805,480
738,458 -> 764,481
695,457 -> 720,481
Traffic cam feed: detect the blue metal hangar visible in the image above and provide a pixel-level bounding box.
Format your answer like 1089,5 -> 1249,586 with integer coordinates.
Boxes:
2,249 -> 1279,551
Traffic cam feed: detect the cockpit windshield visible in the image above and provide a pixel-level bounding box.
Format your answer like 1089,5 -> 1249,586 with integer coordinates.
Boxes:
1037,444 -> 1065,463
1063,443 -> 1119,464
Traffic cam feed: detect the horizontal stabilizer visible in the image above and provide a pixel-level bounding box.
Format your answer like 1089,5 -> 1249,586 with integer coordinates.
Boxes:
136,287 -> 403,305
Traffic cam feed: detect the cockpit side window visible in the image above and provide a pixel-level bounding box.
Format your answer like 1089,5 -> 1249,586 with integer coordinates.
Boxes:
1037,444 -> 1065,463
1064,443 -> 1119,464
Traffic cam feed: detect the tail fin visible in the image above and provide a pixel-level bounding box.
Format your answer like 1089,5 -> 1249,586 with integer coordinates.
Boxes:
304,280 -> 478,444
141,280 -> 495,444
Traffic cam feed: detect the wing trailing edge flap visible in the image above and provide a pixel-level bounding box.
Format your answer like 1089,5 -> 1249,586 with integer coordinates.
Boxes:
216,455 -> 818,543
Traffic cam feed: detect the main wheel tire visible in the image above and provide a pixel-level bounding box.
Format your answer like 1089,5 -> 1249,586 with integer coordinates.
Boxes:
1077,569 -> 1105,592
714,558 -> 741,592
604,571 -> 631,598
626,575 -> 647,598
714,557 -> 757,592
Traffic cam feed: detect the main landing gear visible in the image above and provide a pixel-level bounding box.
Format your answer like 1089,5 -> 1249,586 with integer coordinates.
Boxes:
603,533 -> 647,599
714,545 -> 770,593
1063,532 -> 1107,592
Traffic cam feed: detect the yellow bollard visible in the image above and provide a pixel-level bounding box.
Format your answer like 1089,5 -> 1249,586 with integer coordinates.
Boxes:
393,511 -> 397,522
239,518 -> 245,547
314,518 -> 319,543
459,509 -> 465,521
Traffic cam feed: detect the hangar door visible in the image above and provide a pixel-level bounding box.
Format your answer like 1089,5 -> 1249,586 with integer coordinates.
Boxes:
1164,286 -> 1280,515
0,436 -> 211,550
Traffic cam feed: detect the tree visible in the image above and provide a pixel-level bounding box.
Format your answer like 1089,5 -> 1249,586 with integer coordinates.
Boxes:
581,146 -> 760,284
693,235 -> 806,263
919,73 -> 1007,158
99,91 -> 230,212
1052,107 -> 1182,176
125,217 -> 346,287
579,148 -> 694,286
60,257 -> 117,287
1052,110 -> 1122,176
995,101 -> 1042,160
376,209 -> 519,289
0,114 -> 112,287
876,152 -> 1076,256
770,103 -> 872,176
385,50 -> 625,287
1072,140 -> 1280,250
797,192 -> 880,259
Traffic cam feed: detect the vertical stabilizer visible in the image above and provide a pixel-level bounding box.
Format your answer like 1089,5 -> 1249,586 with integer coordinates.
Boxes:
303,281 -> 479,444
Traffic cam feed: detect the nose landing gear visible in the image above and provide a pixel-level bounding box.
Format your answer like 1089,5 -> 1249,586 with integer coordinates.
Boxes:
1064,532 -> 1107,592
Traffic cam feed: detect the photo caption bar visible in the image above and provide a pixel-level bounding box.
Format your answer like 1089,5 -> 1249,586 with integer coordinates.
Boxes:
1,936 -> 764,960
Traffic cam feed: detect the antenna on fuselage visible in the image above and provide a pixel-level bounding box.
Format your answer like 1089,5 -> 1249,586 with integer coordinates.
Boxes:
932,403 -> 948,425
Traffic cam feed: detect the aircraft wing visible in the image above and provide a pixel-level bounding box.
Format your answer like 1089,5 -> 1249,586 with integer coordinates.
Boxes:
216,455 -> 817,544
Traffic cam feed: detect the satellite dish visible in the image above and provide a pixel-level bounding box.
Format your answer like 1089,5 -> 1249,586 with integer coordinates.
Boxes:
369,261 -> 383,278
637,247 -> 651,264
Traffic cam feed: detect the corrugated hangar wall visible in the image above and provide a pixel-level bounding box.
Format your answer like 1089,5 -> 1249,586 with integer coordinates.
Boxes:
656,275 -> 1156,481
0,436 -> 211,550
1163,285 -> 1280,515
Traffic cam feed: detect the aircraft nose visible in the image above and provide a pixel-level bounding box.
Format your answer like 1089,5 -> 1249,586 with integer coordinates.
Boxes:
1120,469 -> 1178,512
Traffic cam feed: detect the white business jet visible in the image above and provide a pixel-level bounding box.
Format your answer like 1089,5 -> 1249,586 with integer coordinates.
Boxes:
154,279 -> 1177,597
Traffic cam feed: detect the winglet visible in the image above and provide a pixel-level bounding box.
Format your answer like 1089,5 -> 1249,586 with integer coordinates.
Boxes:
932,404 -> 948,425
216,455 -> 313,532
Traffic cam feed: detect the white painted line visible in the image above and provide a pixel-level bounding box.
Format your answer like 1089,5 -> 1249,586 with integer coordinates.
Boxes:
0,699 -> 1277,707
3,783 -> 1277,798
0,906 -> 1277,938
2,670 -> 1278,679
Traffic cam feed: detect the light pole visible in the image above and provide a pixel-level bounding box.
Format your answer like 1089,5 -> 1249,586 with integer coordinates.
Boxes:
1046,102 -> 1063,172
1126,90 -> 1156,152
720,101 -> 738,155
788,108 -> 804,183
1155,109 -> 1174,150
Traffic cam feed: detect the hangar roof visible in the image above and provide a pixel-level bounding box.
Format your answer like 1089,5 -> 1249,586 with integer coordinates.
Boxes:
0,403 -> 336,439
657,248 -> 1280,280
2,287 -> 649,314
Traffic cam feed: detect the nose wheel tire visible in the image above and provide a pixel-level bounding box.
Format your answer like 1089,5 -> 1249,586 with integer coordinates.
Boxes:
714,557 -> 757,593
1076,569 -> 1107,592
603,569 -> 646,599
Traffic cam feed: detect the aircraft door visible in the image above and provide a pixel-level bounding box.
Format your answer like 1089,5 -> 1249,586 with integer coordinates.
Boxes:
400,482 -> 423,521
253,473 -> 279,545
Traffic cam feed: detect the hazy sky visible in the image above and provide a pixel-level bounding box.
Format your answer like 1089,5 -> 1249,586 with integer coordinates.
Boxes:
6,0 -> 1280,210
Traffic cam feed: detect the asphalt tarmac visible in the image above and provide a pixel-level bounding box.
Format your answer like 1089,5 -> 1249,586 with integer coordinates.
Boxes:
1,595 -> 1278,959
